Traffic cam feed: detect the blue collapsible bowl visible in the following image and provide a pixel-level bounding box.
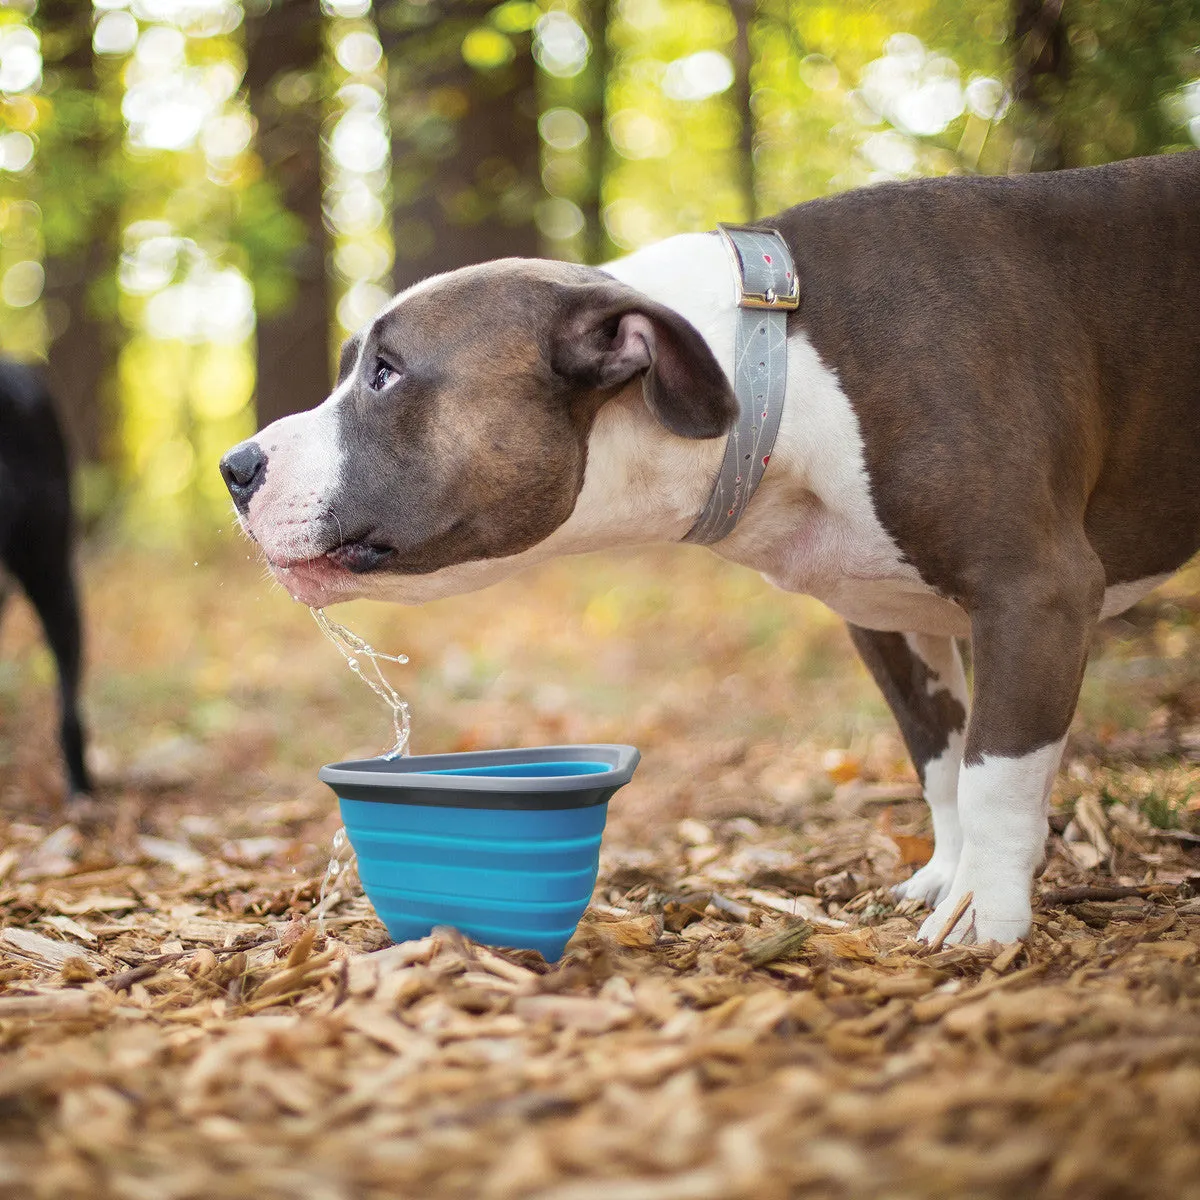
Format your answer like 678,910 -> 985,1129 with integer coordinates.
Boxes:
318,744 -> 639,962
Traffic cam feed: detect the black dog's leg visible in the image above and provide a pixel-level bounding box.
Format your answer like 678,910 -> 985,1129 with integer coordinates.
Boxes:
847,627 -> 969,907
7,535 -> 90,796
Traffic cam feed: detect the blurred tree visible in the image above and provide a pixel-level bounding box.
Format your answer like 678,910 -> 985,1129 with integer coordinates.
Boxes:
1009,0 -> 1071,170
1008,0 -> 1200,172
244,0 -> 333,427
35,0 -> 120,470
729,0 -> 757,218
379,0 -> 542,291
576,0 -> 613,262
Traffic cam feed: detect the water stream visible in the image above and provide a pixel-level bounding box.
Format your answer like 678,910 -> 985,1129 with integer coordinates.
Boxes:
311,608 -> 411,932
312,607 -> 411,759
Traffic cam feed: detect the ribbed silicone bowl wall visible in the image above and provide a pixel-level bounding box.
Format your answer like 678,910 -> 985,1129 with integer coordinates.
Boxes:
338,794 -> 612,962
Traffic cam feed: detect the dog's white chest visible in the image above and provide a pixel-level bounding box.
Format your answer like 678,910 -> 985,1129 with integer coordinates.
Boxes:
688,315 -> 968,636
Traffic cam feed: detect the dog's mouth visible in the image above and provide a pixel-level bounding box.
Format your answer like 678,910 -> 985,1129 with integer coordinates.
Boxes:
271,538 -> 396,575
326,540 -> 396,573
262,514 -> 474,589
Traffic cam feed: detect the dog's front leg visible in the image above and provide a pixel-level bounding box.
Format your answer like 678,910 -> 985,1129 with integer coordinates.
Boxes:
917,547 -> 1105,944
847,628 -> 968,907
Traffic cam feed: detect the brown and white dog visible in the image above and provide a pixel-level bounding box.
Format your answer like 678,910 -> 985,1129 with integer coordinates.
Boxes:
222,152 -> 1200,945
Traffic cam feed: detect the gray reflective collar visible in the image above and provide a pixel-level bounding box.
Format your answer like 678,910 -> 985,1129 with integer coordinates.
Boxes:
683,224 -> 798,545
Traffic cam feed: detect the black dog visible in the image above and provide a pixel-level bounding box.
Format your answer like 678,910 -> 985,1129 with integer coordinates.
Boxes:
0,359 -> 90,796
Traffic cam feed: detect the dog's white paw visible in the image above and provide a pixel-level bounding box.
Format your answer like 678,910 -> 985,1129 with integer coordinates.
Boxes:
892,856 -> 957,908
916,880 -> 1031,946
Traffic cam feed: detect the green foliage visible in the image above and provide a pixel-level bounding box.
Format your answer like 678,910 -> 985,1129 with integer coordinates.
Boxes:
603,0 -> 748,243
1139,787 -> 1182,830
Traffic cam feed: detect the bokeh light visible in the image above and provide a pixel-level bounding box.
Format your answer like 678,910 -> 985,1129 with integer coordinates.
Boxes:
326,8 -> 392,340
535,195 -> 585,241
143,265 -> 254,343
330,107 -> 390,174
1,259 -> 44,307
661,50 -> 734,102
335,28 -> 382,74
857,34 -> 965,140
534,12 -> 589,79
609,109 -> 674,160
0,25 -> 41,93
0,131 -> 34,173
322,0 -> 371,18
539,106 -> 588,152
94,11 -> 140,55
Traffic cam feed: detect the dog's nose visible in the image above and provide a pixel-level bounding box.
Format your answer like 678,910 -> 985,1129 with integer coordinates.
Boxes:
219,441 -> 267,510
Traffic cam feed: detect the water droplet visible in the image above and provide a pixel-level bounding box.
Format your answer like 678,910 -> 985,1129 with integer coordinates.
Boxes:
317,824 -> 359,933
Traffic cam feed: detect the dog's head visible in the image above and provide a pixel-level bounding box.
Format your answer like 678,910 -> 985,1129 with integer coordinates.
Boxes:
220,258 -> 737,607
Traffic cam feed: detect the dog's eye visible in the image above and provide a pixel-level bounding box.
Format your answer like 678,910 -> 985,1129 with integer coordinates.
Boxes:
370,357 -> 400,391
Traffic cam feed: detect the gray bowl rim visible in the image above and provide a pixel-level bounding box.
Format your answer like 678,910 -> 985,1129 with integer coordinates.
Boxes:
319,743 -> 640,794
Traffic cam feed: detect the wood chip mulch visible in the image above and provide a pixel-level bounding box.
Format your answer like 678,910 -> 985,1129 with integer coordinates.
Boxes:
3,785 -> 1200,1200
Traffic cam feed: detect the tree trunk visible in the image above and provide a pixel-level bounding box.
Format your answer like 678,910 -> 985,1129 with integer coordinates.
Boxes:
381,1 -> 542,292
729,0 -> 757,220
578,0 -> 612,264
1008,0 -> 1071,172
35,0 -> 116,469
244,0 -> 333,427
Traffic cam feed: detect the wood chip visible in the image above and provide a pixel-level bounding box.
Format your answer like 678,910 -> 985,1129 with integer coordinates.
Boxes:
513,995 -> 634,1034
0,990 -> 98,1020
924,891 -> 974,953
744,891 -> 848,927
1041,883 -> 1178,905
0,928 -> 104,970
742,921 -> 813,967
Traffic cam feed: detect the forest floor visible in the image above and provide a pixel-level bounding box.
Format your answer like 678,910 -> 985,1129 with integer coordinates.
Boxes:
1,540 -> 1199,1200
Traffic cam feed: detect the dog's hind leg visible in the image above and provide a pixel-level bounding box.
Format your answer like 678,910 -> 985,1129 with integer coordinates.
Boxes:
6,533 -> 90,797
847,628 -> 968,908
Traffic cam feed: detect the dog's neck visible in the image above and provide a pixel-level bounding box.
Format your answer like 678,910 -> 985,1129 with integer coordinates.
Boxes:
596,234 -> 900,591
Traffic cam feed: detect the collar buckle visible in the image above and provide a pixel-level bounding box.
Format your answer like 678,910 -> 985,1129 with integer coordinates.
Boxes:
717,223 -> 800,310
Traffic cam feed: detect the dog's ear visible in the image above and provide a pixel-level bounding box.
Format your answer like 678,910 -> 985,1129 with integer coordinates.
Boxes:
549,284 -> 737,440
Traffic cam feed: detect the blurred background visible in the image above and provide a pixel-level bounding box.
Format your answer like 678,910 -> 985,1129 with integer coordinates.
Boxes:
1,0 -> 1199,537
1,0 -> 1199,818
